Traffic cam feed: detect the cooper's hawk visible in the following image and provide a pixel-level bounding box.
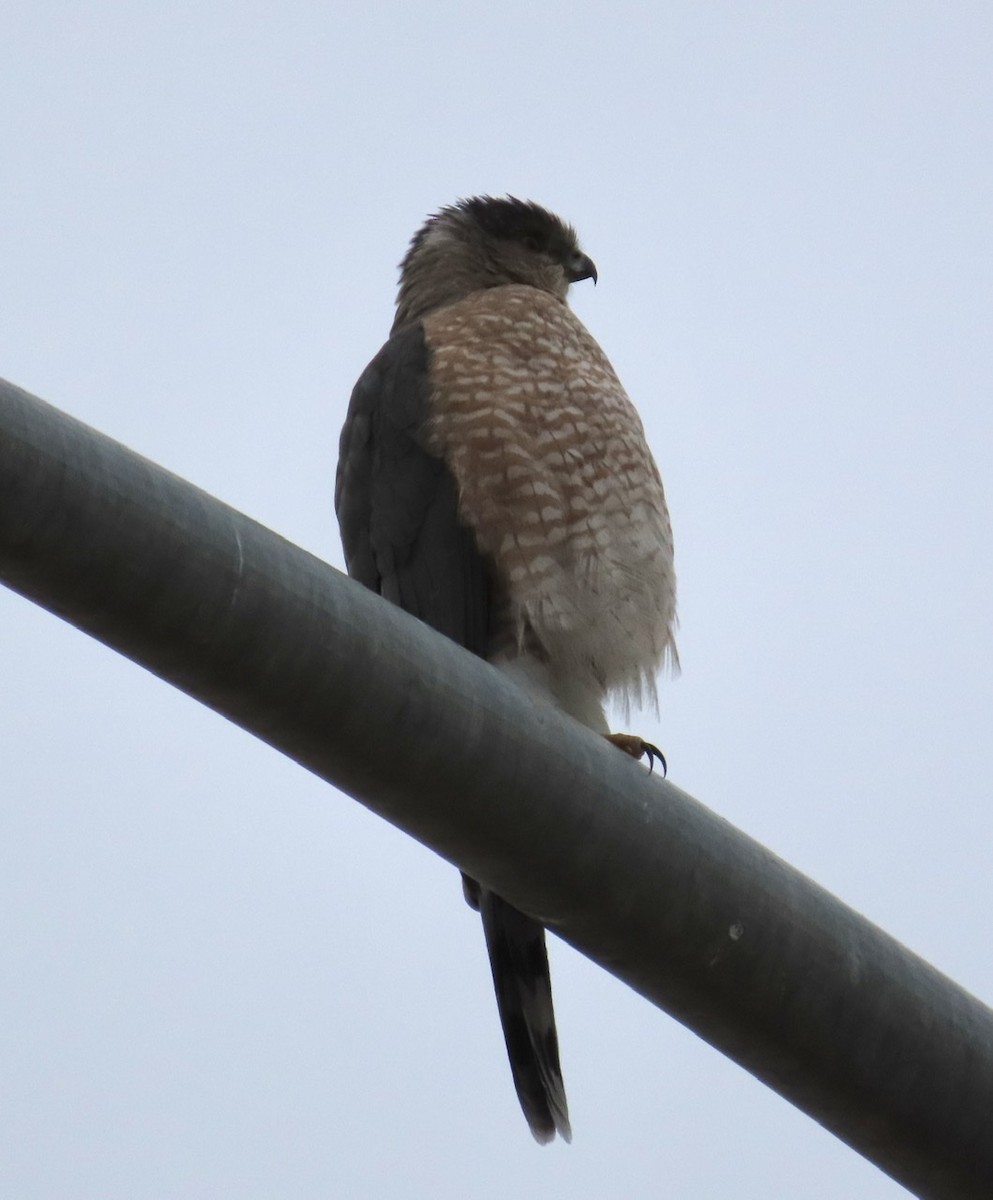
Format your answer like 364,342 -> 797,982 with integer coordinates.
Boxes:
336,197 -> 677,1142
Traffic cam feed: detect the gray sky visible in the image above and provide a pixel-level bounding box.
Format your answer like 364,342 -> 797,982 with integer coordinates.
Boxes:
3,4 -> 992,1197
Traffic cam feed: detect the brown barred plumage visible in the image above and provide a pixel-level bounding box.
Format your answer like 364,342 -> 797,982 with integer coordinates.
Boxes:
337,197 -> 677,1143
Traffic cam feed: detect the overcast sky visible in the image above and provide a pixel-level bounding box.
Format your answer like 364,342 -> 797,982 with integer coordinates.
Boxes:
3,4 -> 992,1197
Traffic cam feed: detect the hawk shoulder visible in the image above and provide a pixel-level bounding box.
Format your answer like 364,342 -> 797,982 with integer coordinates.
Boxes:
335,321 -> 492,654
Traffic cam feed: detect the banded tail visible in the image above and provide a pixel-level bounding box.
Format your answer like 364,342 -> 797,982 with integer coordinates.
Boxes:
465,876 -> 571,1142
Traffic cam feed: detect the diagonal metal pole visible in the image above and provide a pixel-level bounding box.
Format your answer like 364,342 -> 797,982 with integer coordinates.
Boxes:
1,375 -> 992,1199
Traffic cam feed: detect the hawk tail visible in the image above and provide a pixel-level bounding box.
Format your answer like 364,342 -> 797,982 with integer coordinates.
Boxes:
477,887 -> 571,1143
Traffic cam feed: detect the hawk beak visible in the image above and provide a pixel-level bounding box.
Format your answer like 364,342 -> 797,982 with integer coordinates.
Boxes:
566,252 -> 598,285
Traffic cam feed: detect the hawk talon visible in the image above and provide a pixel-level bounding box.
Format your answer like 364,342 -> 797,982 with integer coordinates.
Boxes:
605,732 -> 668,778
643,742 -> 667,778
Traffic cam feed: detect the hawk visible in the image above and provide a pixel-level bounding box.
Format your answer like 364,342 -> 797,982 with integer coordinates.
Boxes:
336,197 -> 677,1142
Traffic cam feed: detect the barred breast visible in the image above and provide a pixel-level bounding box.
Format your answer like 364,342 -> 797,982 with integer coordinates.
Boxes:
421,285 -> 677,709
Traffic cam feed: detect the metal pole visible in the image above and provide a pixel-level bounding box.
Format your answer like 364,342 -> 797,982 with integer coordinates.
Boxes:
1,375 -> 991,1198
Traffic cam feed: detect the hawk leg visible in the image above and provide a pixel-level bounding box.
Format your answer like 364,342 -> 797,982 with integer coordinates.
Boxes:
605,733 -> 667,777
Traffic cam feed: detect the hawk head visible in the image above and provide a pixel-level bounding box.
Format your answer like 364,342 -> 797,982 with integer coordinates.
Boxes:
393,196 -> 597,331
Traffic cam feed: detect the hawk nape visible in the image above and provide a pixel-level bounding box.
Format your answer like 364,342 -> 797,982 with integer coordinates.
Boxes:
335,196 -> 677,1142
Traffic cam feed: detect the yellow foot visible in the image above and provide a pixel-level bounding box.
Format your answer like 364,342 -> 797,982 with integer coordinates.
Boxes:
605,733 -> 667,777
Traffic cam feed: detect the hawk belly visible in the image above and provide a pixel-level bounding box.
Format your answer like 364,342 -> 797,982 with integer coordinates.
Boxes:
422,285 -> 677,716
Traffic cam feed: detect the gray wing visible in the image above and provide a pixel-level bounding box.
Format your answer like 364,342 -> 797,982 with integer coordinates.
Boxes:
336,322 -> 571,1144
335,322 -> 491,652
